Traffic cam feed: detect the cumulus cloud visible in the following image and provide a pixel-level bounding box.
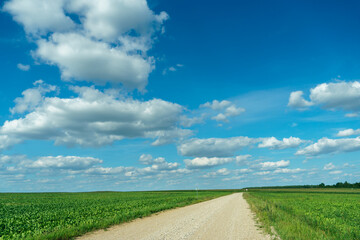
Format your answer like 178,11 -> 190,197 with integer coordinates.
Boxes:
201,100 -> 231,110
211,113 -> 226,122
222,175 -> 246,181
336,129 -> 360,137
288,91 -> 313,110
138,154 -> 179,170
184,156 -> 237,169
180,115 -> 204,127
225,105 -> 245,117
296,137 -> 360,156
27,156 -> 102,170
235,154 -> 252,165
345,113 -> 358,118
202,100 -> 245,122
10,80 -> 57,114
258,137 -> 304,150
258,160 -> 290,170
3,0 -> 75,35
178,137 -> 256,158
289,81 -> 360,113
139,154 -> 153,165
179,136 -> 304,158
35,33 -> 154,90
310,81 -> 360,111
4,0 -> 168,90
17,63 -> 30,71
273,168 -> 304,174
162,64 -> 184,75
0,85 -> 184,149
66,0 -> 168,41
202,168 -> 230,178
148,128 -> 193,146
0,134 -> 22,150
0,154 -> 181,181
90,155 -> 181,178
323,162 -> 335,170
253,171 -> 270,175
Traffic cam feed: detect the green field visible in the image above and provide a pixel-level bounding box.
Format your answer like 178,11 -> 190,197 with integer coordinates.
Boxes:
0,191 -> 232,240
244,189 -> 360,240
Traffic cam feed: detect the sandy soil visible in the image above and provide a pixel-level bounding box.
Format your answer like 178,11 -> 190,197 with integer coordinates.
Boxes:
77,193 -> 271,240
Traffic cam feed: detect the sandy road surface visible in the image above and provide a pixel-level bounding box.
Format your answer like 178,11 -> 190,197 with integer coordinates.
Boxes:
78,193 -> 271,240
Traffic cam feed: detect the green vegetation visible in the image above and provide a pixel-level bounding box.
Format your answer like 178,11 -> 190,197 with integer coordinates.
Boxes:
244,188 -> 360,240
0,190 -> 232,240
248,181 -> 360,189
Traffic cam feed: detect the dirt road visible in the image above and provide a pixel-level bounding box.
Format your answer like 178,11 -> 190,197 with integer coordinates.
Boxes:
77,193 -> 271,240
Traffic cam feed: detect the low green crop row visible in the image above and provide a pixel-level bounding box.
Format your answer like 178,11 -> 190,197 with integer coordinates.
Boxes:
244,191 -> 360,240
0,191 -> 231,240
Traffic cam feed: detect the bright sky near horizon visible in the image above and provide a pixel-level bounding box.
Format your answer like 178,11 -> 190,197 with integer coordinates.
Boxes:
1,0 -> 360,192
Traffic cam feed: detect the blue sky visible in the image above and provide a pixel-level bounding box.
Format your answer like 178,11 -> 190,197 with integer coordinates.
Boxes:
1,0 -> 360,192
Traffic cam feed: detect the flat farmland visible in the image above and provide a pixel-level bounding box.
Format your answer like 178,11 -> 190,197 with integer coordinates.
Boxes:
0,191 -> 232,240
244,188 -> 360,240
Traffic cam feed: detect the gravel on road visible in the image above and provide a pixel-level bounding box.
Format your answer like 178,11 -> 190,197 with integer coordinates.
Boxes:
77,193 -> 271,240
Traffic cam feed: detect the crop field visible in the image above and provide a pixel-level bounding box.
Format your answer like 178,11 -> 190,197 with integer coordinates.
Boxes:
0,190 -> 232,240
244,189 -> 360,240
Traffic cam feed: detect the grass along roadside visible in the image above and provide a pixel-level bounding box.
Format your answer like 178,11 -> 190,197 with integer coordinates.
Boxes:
0,191 -> 233,240
243,190 -> 360,240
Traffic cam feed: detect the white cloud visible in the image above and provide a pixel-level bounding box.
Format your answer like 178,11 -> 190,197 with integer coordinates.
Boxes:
296,137 -> 360,156
3,0 -> 75,35
0,134 -> 22,150
0,85 -> 184,149
148,128 -> 193,146
17,63 -> 30,71
0,154 -> 182,182
139,154 -> 153,165
253,171 -> 270,175
235,154 -> 252,165
289,81 -> 360,113
288,91 -> 313,110
323,162 -> 335,170
4,0 -> 168,90
138,154 -> 179,170
179,136 -> 304,158
66,0 -> 168,41
234,168 -> 252,174
258,160 -> 290,170
202,168 -> 230,178
201,100 -> 245,122
184,156 -> 236,169
162,64 -> 184,75
258,137 -> 304,149
310,81 -> 360,111
10,80 -> 57,114
84,166 -> 129,175
178,137 -> 256,157
345,113 -> 358,118
211,113 -> 227,122
222,175 -> 246,181
28,156 -> 102,170
329,170 -> 342,175
273,168 -> 304,174
35,33 -> 153,90
336,129 -> 360,137
201,100 -> 231,110
225,105 -> 245,117
180,115 -> 204,127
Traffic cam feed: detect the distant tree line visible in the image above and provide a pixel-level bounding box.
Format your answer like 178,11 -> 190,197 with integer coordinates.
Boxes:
247,181 -> 360,189
318,181 -> 360,188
